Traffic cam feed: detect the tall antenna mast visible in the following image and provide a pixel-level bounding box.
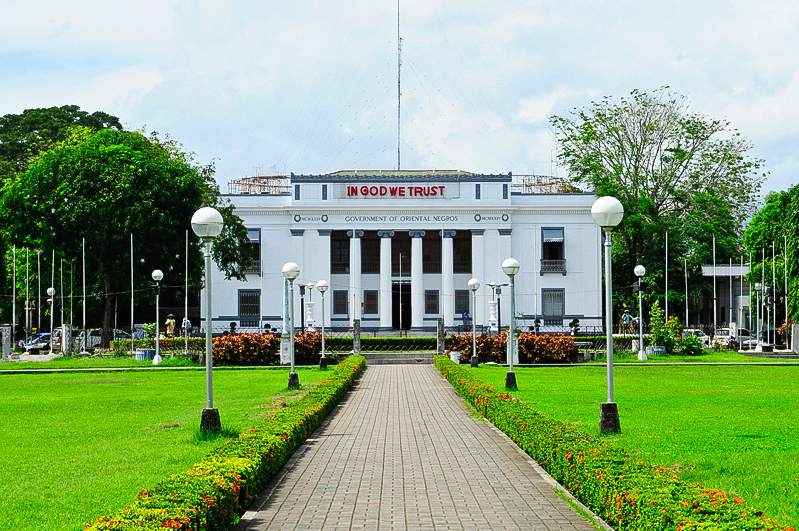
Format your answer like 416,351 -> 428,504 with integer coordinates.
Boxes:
397,0 -> 402,171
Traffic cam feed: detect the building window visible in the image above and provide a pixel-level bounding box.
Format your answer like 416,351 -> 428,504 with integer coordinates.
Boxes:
330,230 -> 350,274
425,290 -> 439,314
322,184 -> 328,200
361,231 -> 380,274
238,290 -> 260,327
453,231 -> 472,274
541,228 -> 566,274
294,184 -> 300,200
422,232 -> 441,273
363,290 -> 378,314
455,290 -> 470,316
475,183 -> 481,199
542,289 -> 565,326
242,228 -> 261,275
333,290 -> 349,315
503,183 -> 508,199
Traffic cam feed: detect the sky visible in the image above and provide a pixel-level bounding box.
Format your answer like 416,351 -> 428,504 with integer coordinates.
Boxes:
1,0 -> 797,197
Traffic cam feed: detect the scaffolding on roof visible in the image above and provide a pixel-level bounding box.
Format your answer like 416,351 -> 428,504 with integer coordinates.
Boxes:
512,174 -> 577,194
227,175 -> 290,195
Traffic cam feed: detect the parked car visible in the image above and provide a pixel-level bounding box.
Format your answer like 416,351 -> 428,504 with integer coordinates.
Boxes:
74,328 -> 132,352
743,329 -> 780,347
23,333 -> 51,354
682,329 -> 711,347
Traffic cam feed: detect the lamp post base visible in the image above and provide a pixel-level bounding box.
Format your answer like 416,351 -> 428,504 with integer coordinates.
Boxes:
599,402 -> 620,433
200,408 -> 221,433
320,356 -> 328,370
470,355 -> 479,368
288,371 -> 300,389
505,371 -> 517,390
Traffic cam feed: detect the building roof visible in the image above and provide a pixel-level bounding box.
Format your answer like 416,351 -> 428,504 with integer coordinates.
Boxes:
290,170 -> 512,183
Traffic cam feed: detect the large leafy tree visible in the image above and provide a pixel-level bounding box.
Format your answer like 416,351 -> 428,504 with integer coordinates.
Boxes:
551,88 -> 766,324
743,185 -> 799,324
0,127 -> 250,343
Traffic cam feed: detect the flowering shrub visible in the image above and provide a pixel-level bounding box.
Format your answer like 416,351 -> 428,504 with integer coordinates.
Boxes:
447,332 -> 576,364
435,356 -> 792,531
212,332 -> 280,366
85,355 -> 366,530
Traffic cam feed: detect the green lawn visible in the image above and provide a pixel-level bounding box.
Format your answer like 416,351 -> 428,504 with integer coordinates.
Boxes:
587,349 -> 799,363
472,363 -> 799,527
0,367 -> 331,531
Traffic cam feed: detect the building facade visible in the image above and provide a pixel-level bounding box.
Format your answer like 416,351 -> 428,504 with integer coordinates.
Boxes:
204,171 -> 604,333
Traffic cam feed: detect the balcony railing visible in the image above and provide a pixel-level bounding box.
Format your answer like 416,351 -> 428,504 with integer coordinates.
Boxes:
242,260 -> 262,275
540,259 -> 566,275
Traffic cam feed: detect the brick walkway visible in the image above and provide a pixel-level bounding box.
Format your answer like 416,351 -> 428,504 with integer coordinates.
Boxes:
236,365 -> 604,531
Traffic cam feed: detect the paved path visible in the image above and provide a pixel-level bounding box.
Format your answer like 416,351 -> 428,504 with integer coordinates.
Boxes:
236,365 -> 604,531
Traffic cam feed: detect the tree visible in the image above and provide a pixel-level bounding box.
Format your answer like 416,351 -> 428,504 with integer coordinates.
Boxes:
0,127 -> 250,344
551,88 -> 766,324
744,185 -> 799,324
0,105 -> 123,173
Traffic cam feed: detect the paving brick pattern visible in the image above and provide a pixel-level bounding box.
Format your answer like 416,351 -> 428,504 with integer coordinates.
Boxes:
236,365 -> 599,531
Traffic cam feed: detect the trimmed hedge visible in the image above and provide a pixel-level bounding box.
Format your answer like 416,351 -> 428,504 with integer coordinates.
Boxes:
85,355 -> 366,530
435,356 -> 791,531
446,332 -> 577,364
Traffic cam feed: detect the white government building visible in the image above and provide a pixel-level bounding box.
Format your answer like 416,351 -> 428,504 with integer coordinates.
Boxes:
203,170 -> 604,333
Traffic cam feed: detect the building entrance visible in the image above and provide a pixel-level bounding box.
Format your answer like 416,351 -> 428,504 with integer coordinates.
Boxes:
392,281 -> 411,329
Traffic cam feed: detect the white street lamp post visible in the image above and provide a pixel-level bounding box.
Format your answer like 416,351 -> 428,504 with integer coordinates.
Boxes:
634,264 -> 646,360
468,278 -> 480,368
191,206 -> 224,432
282,262 -> 301,388
754,282 -> 762,350
152,269 -> 163,364
47,287 -> 55,355
316,280 -> 329,368
501,258 -> 520,389
592,196 -> 624,433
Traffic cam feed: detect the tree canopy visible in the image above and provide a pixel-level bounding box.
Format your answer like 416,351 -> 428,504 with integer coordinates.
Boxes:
0,126 -> 250,337
743,185 -> 799,323
551,88 -> 766,324
0,105 -> 123,173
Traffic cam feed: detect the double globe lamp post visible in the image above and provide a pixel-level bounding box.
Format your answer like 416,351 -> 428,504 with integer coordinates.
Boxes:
591,196 -> 624,434
468,278 -> 480,368
634,264 -> 646,360
502,257 -> 520,390
191,206 -> 224,432
152,269 -> 163,363
316,280 -> 330,369
282,262 -> 301,389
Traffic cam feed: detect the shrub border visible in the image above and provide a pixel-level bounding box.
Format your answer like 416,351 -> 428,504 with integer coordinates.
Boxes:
435,356 -> 791,531
85,355 -> 366,530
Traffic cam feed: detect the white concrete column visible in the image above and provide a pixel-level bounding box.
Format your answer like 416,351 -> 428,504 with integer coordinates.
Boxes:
410,230 -> 425,329
378,230 -> 394,329
348,229 -> 363,327
290,229 -> 305,325
441,230 -> 455,326
317,229 -> 332,328
471,229 -> 485,326
499,229 -> 513,325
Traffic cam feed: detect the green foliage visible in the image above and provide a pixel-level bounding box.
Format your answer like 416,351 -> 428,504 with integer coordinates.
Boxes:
551,88 -> 765,319
679,333 -> 705,356
435,357 -> 791,530
649,301 -> 680,353
85,355 -> 366,531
